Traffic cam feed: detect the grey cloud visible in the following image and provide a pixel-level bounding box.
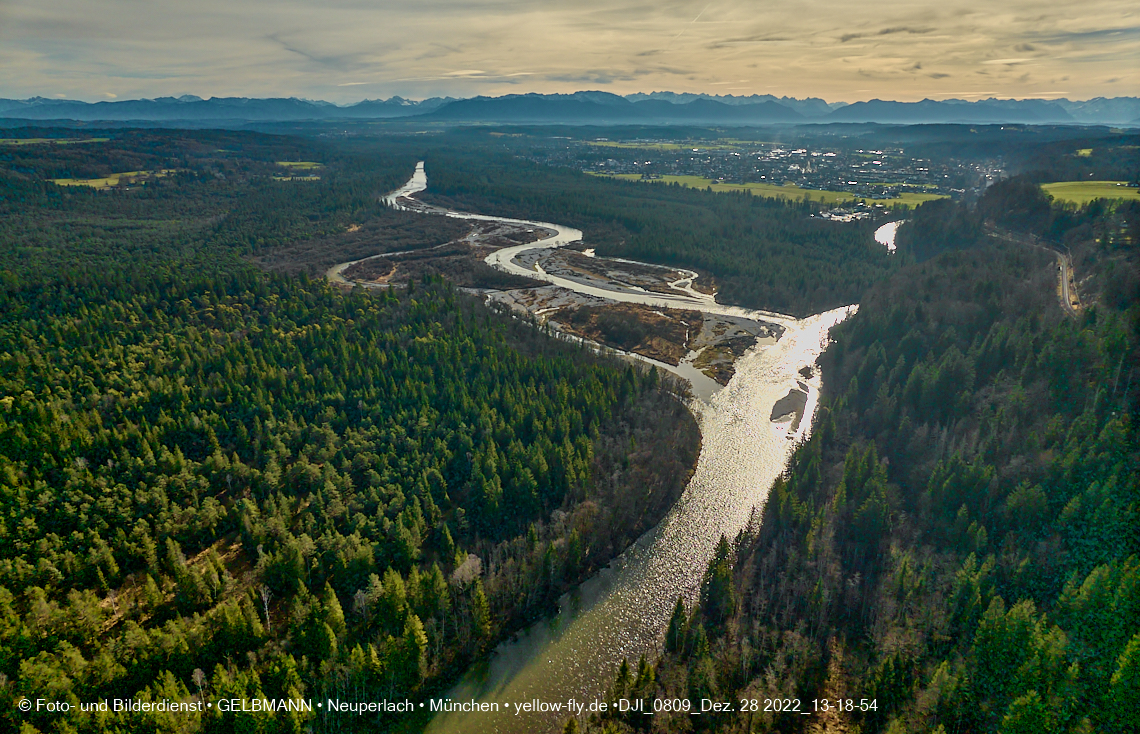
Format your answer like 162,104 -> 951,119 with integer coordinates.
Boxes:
841,26 -> 933,43
545,72 -> 632,84
267,34 -> 364,72
1028,24 -> 1140,44
878,26 -> 935,36
708,35 -> 791,49
417,44 -> 465,61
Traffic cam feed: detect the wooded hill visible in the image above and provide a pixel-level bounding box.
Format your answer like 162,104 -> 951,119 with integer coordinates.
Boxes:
0,129 -> 699,733
584,177 -> 1139,733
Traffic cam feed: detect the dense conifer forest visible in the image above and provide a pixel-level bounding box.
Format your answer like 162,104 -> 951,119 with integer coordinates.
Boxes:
4,124 -> 1137,734
0,129 -> 699,733
586,176 -> 1140,734
417,150 -> 897,317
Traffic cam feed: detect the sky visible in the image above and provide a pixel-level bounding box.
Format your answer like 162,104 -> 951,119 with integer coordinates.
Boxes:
1,0 -> 1136,103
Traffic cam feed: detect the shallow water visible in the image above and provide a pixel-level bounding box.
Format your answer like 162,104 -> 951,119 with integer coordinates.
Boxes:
424,308 -> 851,734
359,165 -> 855,733
874,220 -> 902,252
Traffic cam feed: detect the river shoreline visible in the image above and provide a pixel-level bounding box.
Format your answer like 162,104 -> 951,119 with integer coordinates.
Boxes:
331,163 -> 855,733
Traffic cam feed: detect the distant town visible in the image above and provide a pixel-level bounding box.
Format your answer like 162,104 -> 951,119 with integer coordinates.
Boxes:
535,138 -> 1006,207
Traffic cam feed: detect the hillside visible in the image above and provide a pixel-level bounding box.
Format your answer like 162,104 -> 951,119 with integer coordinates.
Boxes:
584,174 -> 1140,734
0,129 -> 700,733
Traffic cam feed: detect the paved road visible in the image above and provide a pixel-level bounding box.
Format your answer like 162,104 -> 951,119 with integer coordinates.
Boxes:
986,225 -> 1080,315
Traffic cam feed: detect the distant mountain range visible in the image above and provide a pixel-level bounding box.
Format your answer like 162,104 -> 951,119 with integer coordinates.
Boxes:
417,91 -> 808,124
2,91 -> 1138,126
623,92 -> 845,118
825,97 -> 1140,125
0,95 -> 456,122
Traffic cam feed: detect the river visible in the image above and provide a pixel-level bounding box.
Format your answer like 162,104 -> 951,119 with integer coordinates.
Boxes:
873,220 -> 902,253
349,163 -> 854,733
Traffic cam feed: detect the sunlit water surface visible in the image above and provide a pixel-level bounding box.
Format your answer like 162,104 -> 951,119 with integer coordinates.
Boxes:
370,165 -> 855,733
873,220 -> 902,252
426,308 -> 853,733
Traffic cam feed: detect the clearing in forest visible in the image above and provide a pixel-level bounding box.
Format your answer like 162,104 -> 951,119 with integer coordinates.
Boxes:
588,141 -> 743,151
592,173 -> 946,207
1041,180 -> 1140,205
0,137 -> 109,145
51,169 -> 175,189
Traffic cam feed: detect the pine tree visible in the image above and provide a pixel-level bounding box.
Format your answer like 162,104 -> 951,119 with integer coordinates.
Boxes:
666,596 -> 688,654
471,579 -> 491,640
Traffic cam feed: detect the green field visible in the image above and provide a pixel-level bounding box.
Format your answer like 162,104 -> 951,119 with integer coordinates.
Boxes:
1075,148 -> 1093,157
869,182 -> 940,190
276,160 -> 322,169
0,137 -> 108,146
588,141 -> 740,151
591,173 -> 947,208
1041,180 -> 1140,205
51,169 -> 174,189
720,138 -> 780,146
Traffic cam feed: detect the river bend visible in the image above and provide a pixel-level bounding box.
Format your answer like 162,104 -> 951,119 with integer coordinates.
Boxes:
335,163 -> 855,733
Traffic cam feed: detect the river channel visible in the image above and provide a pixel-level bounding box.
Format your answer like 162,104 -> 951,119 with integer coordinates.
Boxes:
344,163 -> 854,732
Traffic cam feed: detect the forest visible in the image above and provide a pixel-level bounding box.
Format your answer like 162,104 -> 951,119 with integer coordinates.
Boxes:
4,123 -> 1137,734
416,148 -> 897,317
583,173 -> 1140,733
0,129 -> 699,733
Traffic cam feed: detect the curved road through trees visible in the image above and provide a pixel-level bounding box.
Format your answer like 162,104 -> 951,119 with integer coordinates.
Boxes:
986,224 -> 1081,315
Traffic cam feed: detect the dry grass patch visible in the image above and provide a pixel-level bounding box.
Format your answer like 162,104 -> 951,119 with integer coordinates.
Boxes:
51,169 -> 176,189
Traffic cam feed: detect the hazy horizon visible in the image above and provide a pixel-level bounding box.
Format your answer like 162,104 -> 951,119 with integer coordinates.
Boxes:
5,91 -> 1138,106
2,0 -> 1136,104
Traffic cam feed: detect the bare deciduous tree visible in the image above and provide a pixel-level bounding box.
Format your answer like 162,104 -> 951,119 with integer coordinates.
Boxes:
258,584 -> 272,627
192,668 -> 206,702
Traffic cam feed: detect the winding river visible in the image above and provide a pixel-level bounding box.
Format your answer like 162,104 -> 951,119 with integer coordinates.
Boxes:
339,163 -> 854,733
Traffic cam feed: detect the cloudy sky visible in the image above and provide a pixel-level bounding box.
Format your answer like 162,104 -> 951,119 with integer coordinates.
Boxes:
1,0 -> 1136,103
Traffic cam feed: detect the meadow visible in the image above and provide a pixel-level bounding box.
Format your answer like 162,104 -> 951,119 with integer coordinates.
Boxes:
1041,180 -> 1140,205
50,168 -> 175,189
276,160 -> 323,169
588,141 -> 740,151
0,137 -> 108,146
591,173 -> 947,207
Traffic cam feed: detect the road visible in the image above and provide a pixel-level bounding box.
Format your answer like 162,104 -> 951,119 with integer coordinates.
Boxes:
986,224 -> 1081,315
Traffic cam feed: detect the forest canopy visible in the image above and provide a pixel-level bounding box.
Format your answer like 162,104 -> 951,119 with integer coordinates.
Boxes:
592,173 -> 1140,734
0,128 -> 699,733
417,149 -> 897,317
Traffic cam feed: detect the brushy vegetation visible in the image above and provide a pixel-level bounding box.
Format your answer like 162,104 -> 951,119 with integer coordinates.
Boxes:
0,128 -> 699,733
584,176 -> 1140,734
6,123 -> 1136,734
